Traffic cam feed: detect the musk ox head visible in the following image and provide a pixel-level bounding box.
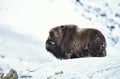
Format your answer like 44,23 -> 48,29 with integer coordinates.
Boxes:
46,25 -> 107,59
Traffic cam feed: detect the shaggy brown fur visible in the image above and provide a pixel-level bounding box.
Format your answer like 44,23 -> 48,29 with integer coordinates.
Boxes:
46,25 -> 106,59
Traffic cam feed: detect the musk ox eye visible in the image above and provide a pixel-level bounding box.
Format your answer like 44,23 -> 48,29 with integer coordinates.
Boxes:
49,32 -> 54,37
50,31 -> 59,37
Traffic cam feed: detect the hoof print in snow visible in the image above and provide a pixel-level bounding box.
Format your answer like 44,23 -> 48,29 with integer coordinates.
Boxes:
47,71 -> 63,79
20,75 -> 32,78
47,76 -> 52,79
55,71 -> 63,75
0,55 -> 5,58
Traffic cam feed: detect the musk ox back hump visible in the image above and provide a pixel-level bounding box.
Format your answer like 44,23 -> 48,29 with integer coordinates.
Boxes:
46,25 -> 107,59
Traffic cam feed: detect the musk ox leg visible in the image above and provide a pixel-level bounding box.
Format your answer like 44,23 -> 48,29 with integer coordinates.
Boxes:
89,42 -> 106,57
70,53 -> 79,58
65,52 -> 79,59
81,49 -> 90,57
77,43 -> 106,57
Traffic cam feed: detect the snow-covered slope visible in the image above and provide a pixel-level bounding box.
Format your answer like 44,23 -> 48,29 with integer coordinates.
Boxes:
0,0 -> 120,79
0,25 -> 56,63
0,56 -> 120,79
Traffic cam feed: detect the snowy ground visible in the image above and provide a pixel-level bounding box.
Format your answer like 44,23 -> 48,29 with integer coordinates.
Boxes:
0,0 -> 120,79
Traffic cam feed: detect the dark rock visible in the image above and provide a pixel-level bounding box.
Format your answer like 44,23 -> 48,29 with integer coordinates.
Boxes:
95,8 -> 101,12
76,0 -> 80,2
2,69 -> 18,79
100,13 -> 107,17
111,37 -> 119,44
118,3 -> 120,6
115,13 -> 120,17
107,25 -> 115,31
76,0 -> 83,6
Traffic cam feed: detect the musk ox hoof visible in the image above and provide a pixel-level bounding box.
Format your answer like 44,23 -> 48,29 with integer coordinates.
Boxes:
46,24 -> 107,59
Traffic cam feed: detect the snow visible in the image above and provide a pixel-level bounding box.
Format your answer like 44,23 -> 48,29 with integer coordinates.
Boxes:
0,0 -> 120,79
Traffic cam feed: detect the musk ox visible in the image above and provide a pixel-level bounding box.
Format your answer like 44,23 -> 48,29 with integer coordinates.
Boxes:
46,25 -> 106,59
